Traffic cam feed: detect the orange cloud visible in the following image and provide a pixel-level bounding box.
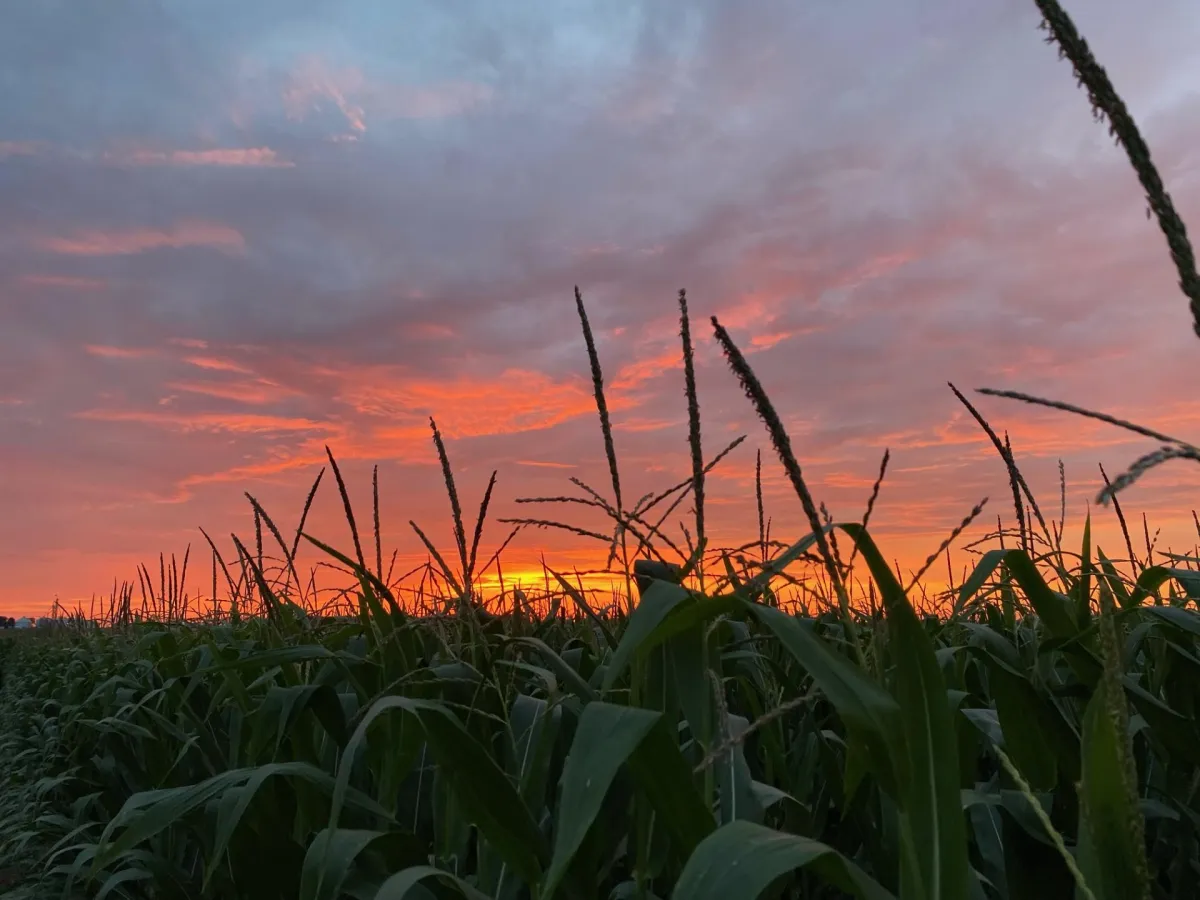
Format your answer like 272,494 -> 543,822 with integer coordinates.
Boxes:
749,330 -> 797,350
611,349 -> 681,391
183,355 -> 254,374
713,288 -> 825,342
178,445 -> 337,489
40,222 -> 245,256
335,367 -> 605,438
717,289 -> 779,331
85,344 -> 158,360
893,399 -> 1200,461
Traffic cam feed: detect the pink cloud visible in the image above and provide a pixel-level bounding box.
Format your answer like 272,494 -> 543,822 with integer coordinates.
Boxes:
281,56 -> 493,136
0,140 -> 41,159
113,147 -> 293,168
410,322 -> 455,339
376,81 -> 494,120
75,408 -> 334,435
20,274 -> 107,290
614,416 -> 682,433
282,57 -> 368,133
85,345 -> 158,360
166,379 -> 298,405
40,222 -> 246,256
183,355 -> 254,374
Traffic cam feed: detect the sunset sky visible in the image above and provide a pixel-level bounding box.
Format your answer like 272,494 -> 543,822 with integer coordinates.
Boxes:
4,0 -> 1200,619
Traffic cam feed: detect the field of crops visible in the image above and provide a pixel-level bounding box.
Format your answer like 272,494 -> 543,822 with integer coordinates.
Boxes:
4,455 -> 1200,900
5,1 -> 1200,898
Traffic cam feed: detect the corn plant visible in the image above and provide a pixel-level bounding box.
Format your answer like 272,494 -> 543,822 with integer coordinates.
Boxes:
3,1 -> 1200,897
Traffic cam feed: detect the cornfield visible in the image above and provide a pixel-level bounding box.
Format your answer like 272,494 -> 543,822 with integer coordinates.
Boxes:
3,1 -> 1200,897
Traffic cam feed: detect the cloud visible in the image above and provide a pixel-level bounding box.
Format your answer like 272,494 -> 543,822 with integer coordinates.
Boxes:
278,56 -> 493,136
282,57 -> 368,133
20,273 -> 106,290
166,378 -> 298,405
0,140 -> 41,158
610,349 -> 682,392
374,81 -> 494,120
37,222 -> 246,256
114,147 -> 294,168
85,345 -> 158,360
515,459 -> 577,469
183,355 -> 255,374
332,366 -> 604,438
75,408 -> 334,435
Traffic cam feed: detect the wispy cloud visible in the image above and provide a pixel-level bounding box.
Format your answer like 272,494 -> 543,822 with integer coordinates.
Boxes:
182,355 -> 255,374
113,146 -> 293,168
166,378 -> 298,405
85,345 -> 158,360
515,459 -> 578,469
75,408 -> 333,435
0,140 -> 42,158
334,367 -> 604,437
20,273 -> 107,290
38,222 -> 246,256
376,81 -> 494,120
280,55 -> 494,137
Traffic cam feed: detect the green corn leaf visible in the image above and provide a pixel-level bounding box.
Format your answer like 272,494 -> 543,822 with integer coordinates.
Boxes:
542,702 -> 664,897
1134,566 -> 1200,606
1075,514 -> 1094,631
501,636 -> 598,702
989,665 -> 1058,791
1077,679 -> 1151,900
625,713 -> 717,857
840,522 -> 970,900
602,582 -> 741,692
672,820 -> 896,900
745,600 -> 900,797
1001,551 -> 1079,641
328,696 -> 547,890
954,549 -> 1011,618
1144,605 -> 1200,639
299,829 -> 424,900
374,865 -> 491,899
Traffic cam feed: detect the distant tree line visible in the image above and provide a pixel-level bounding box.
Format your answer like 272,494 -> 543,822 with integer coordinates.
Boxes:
0,616 -> 15,628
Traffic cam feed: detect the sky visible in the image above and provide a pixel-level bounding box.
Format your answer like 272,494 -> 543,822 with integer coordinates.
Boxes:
3,0 -> 1200,619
